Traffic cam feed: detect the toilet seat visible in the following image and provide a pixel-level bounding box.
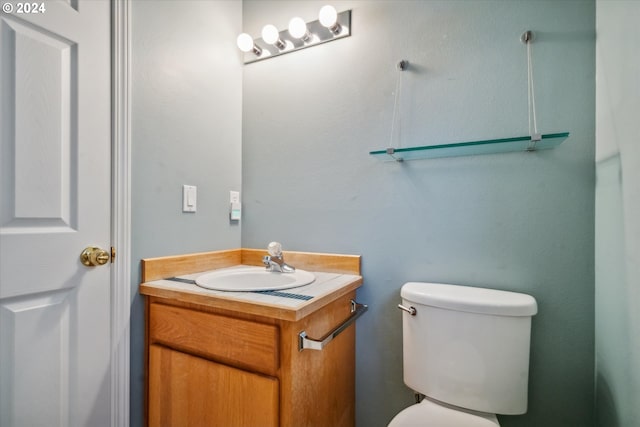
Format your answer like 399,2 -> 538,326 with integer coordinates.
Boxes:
388,397 -> 500,427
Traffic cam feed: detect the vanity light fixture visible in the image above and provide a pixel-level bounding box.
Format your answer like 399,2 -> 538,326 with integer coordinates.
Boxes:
236,4 -> 351,64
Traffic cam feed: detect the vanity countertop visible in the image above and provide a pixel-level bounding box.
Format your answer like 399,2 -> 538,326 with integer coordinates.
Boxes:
139,249 -> 363,321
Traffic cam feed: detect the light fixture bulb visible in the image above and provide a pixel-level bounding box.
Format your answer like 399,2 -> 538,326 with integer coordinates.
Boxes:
236,32 -> 262,56
319,5 -> 341,35
288,17 -> 308,40
236,33 -> 254,52
261,24 -> 280,45
319,5 -> 338,27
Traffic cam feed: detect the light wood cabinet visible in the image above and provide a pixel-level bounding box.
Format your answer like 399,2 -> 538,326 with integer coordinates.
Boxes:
148,344 -> 279,427
144,290 -> 359,427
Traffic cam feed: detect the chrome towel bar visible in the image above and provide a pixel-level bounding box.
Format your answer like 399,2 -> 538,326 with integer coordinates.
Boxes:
298,300 -> 368,351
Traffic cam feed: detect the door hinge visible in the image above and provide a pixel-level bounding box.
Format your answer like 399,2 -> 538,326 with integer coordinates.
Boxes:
111,246 -> 116,263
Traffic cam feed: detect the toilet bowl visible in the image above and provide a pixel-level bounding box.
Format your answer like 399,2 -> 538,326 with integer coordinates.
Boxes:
388,282 -> 537,427
388,398 -> 499,427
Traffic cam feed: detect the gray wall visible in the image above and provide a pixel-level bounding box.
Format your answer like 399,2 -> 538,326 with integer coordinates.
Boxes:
595,1 -> 640,426
241,1 -> 595,426
129,2 -> 242,426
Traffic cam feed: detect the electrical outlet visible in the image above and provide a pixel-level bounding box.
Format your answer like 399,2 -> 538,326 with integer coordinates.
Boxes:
229,190 -> 241,221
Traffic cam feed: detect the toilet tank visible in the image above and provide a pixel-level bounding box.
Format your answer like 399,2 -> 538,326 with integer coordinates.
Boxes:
400,282 -> 537,415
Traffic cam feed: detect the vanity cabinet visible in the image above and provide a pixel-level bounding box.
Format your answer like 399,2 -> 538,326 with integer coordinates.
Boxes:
144,286 -> 360,427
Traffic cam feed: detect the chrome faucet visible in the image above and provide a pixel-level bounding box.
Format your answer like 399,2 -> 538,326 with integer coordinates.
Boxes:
262,242 -> 296,273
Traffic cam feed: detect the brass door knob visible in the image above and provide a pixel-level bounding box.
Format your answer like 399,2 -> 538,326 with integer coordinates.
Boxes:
80,246 -> 110,267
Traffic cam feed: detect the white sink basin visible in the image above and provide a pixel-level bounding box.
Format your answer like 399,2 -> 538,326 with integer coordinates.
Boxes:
195,267 -> 315,292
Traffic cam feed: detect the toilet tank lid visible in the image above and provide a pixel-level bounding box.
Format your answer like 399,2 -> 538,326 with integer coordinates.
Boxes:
401,282 -> 537,316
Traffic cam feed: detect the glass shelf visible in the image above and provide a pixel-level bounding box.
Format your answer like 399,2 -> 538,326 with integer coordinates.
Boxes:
369,132 -> 570,161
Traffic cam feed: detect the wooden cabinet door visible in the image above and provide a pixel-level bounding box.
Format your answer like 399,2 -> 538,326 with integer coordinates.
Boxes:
148,345 -> 279,427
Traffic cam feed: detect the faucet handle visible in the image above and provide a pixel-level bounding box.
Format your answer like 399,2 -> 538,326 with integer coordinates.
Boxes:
267,241 -> 283,257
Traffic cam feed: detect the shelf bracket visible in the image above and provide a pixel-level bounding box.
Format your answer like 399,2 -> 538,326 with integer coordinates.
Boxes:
527,132 -> 542,151
386,148 -> 404,162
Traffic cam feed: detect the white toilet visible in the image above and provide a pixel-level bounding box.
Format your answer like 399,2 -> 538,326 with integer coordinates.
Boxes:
389,282 -> 538,426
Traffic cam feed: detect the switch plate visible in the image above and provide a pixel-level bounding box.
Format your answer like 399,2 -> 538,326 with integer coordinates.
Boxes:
183,185 -> 197,212
230,190 -> 240,204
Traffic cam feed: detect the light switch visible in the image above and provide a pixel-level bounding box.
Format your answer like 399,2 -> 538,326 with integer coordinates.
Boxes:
183,185 -> 197,212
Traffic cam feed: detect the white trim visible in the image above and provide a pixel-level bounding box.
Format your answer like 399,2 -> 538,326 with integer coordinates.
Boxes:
111,0 -> 131,426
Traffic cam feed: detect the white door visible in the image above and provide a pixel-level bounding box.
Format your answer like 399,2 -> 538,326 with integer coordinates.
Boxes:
0,0 -> 112,426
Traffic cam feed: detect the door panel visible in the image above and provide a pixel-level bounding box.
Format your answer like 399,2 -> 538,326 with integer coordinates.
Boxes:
0,1 -> 111,426
0,290 -> 72,425
2,16 -> 77,231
